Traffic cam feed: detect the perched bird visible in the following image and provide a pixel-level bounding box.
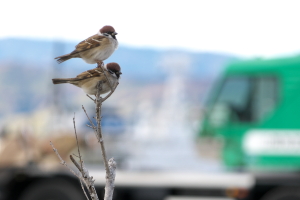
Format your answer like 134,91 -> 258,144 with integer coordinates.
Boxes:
52,62 -> 121,95
55,25 -> 118,64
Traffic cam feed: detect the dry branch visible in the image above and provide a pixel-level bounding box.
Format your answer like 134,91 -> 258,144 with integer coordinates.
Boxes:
50,116 -> 99,200
50,63 -> 119,200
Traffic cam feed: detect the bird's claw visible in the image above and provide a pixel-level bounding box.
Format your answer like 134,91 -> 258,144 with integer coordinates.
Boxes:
96,61 -> 104,68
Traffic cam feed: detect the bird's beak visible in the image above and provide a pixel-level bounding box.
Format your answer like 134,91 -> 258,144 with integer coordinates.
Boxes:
116,71 -> 122,79
112,32 -> 118,36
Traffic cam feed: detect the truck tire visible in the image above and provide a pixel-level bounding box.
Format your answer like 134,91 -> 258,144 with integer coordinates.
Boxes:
261,186 -> 300,200
19,178 -> 85,200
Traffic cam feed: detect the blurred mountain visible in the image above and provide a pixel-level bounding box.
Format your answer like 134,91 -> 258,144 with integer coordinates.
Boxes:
0,38 -> 238,79
0,38 -> 239,116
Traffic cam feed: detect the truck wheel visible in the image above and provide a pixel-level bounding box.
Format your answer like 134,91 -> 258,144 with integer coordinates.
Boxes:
19,178 -> 85,200
261,186 -> 300,200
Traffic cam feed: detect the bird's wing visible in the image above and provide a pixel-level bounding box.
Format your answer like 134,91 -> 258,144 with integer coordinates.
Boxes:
75,68 -> 105,80
73,34 -> 109,54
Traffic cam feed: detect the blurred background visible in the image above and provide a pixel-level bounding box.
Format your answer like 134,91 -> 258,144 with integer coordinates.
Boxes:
1,1 -> 300,200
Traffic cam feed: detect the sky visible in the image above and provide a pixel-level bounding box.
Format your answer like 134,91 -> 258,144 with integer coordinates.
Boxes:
1,0 -> 300,57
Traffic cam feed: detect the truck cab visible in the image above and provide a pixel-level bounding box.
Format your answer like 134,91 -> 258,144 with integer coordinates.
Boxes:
199,56 -> 300,199
200,56 -> 300,171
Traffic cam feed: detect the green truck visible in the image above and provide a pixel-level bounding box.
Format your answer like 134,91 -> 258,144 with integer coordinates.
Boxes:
200,55 -> 300,199
3,56 -> 300,200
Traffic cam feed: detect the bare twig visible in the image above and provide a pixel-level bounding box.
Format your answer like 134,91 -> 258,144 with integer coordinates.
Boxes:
72,154 -> 80,158
104,158 -> 117,200
102,82 -> 119,102
79,78 -> 118,200
70,155 -> 81,172
50,141 -> 78,177
86,94 -> 96,103
80,180 -> 91,200
73,113 -> 83,172
70,154 -> 97,200
51,141 -> 99,200
86,124 -> 94,129
95,81 -> 110,172
82,105 -> 100,142
70,155 -> 98,200
93,80 -> 118,200
82,105 -> 96,129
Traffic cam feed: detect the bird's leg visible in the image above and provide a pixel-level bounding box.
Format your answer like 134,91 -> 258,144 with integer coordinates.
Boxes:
96,60 -> 104,68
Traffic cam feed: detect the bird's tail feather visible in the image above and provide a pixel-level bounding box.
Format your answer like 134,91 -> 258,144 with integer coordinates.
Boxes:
54,54 -> 72,64
52,78 -> 73,84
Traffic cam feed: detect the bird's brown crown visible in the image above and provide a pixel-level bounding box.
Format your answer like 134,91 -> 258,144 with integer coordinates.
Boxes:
100,25 -> 116,34
106,62 -> 121,73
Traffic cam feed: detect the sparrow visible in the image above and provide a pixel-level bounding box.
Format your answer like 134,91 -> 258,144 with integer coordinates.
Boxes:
52,62 -> 121,95
55,25 -> 118,64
